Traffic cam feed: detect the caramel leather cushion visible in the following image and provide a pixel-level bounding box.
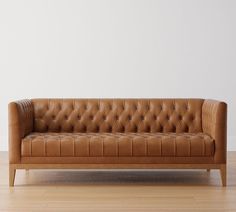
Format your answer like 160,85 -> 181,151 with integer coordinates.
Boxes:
32,99 -> 203,133
21,132 -> 214,157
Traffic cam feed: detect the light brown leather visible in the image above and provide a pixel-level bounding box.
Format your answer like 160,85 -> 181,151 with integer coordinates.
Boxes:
8,100 -> 33,163
21,132 -> 214,157
32,99 -> 203,133
8,98 -> 227,166
202,100 -> 227,163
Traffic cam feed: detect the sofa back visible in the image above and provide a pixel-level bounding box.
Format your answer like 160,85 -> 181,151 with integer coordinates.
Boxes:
32,99 -> 204,133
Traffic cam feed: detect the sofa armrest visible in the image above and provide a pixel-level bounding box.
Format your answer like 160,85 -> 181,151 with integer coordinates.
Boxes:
202,100 -> 227,163
8,100 -> 34,164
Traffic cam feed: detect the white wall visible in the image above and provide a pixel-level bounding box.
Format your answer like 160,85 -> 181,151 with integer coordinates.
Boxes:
0,0 -> 236,151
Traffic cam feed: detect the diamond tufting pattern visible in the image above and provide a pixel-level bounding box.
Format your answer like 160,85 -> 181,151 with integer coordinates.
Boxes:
32,99 -> 203,133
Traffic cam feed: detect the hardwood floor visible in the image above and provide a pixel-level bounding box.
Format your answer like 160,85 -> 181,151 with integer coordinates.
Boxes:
0,152 -> 236,211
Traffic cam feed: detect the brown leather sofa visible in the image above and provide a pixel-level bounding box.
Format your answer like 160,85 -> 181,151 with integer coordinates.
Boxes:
8,98 -> 227,186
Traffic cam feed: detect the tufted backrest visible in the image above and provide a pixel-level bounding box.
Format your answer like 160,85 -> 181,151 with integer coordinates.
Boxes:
32,99 -> 204,133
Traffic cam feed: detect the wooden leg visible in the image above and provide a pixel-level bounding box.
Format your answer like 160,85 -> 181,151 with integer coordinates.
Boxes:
9,165 -> 16,187
206,169 -> 210,172
220,164 -> 226,187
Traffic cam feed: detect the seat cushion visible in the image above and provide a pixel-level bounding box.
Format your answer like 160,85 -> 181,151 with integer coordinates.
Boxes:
21,133 -> 214,157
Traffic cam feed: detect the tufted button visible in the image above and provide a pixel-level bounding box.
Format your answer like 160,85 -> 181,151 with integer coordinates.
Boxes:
115,115 -> 119,121
102,115 -> 106,121
77,115 -> 81,120
89,115 -> 93,120
108,105 -> 112,110
146,125 -> 151,132
108,125 -> 112,132
190,115 -> 195,121
159,125 -> 163,132
184,104 -> 188,110
178,115 -> 182,120
52,115 -> 56,120
127,115 -> 132,121
166,115 -> 170,121
173,126 -> 176,132
64,115 -> 68,120
140,115 -> 145,121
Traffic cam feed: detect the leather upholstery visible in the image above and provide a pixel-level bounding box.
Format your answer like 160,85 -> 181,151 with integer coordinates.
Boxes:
202,100 -> 227,163
8,98 -> 227,165
8,100 -> 33,163
32,99 -> 203,133
21,132 -> 214,157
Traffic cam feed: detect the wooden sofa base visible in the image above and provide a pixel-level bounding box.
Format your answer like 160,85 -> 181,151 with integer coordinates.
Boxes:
9,164 -> 227,187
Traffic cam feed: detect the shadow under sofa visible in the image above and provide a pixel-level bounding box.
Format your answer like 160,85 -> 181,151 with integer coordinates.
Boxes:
8,98 -> 227,186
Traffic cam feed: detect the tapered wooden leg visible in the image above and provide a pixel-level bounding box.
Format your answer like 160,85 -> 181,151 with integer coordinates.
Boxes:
206,169 -> 210,172
9,165 -> 16,187
220,164 -> 226,187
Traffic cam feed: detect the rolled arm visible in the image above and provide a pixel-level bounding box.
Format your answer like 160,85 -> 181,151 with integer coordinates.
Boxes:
8,99 -> 34,163
202,100 -> 227,163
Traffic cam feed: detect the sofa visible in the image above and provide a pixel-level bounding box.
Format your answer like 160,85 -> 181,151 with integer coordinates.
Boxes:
8,98 -> 227,186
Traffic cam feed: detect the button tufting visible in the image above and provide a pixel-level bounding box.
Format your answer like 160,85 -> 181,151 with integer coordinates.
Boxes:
159,125 -> 163,132
33,99 -> 203,134
108,125 -> 112,132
